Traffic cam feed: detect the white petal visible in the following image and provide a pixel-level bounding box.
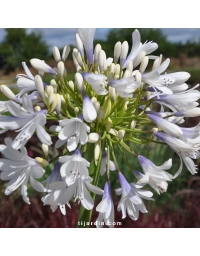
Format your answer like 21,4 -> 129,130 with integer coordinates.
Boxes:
30,177 -> 46,192
84,180 -> 104,195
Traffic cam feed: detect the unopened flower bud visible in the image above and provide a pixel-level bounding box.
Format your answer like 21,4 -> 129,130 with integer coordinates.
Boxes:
93,101 -> 100,112
106,117 -> 113,131
120,41 -> 129,66
0,85 -> 18,102
72,51 -> 82,72
60,95 -> 65,103
46,85 -> 54,97
75,50 -> 83,66
67,81 -> 73,91
114,64 -> 120,76
62,45 -> 70,61
50,79 -> 57,93
74,107 -> 79,115
57,61 -> 65,77
133,51 -> 146,68
109,86 -> 117,102
88,133 -> 99,143
53,46 -> 61,62
139,56 -> 149,74
152,127 -> 159,133
55,94 -> 61,115
126,61 -> 133,73
75,33 -> 84,57
123,70 -> 131,78
103,96 -> 111,117
75,73 -> 85,95
130,120 -> 136,129
135,71 -> 142,83
94,44 -> 102,64
118,130 -> 125,140
94,139 -> 101,165
109,128 -> 118,136
49,94 -> 58,113
35,157 -> 49,167
99,50 -> 106,72
42,144 -> 49,158
114,41 -> 122,63
110,63 -> 115,73
97,108 -> 105,121
91,97 -> 97,103
35,106 -> 41,112
106,58 -> 113,66
35,75 -> 44,98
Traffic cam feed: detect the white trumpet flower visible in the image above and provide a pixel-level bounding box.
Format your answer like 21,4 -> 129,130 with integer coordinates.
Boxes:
109,77 -> 140,98
0,138 -> 46,204
136,155 -> 173,194
96,182 -> 114,228
54,116 -> 90,151
0,94 -> 52,149
116,172 -> 154,221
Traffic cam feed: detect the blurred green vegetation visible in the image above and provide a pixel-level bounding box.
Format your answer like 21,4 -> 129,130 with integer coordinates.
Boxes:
0,28 -> 50,73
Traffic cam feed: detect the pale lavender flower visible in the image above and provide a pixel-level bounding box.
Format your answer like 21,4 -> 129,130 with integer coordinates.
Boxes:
82,72 -> 108,95
115,172 -> 153,221
54,115 -> 90,152
0,94 -> 52,149
77,28 -> 96,64
42,162 -> 68,215
154,132 -> 200,177
136,155 -> 173,194
123,29 -> 158,68
96,182 -> 114,228
109,77 -> 140,98
0,138 -> 46,204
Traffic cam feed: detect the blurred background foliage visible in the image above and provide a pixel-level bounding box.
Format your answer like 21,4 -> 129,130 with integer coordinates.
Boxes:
1,28 -> 200,227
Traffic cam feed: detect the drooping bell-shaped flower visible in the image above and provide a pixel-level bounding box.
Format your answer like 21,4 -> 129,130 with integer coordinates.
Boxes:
96,182 -> 114,228
115,172 -> 154,221
136,155 -> 173,194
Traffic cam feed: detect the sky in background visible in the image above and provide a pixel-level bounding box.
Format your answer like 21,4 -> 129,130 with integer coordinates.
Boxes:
0,28 -> 200,49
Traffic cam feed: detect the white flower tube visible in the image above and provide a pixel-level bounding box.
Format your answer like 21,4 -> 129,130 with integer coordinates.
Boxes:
148,113 -> 183,137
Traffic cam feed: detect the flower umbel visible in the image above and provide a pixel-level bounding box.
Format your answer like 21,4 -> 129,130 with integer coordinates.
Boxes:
0,28 -> 200,228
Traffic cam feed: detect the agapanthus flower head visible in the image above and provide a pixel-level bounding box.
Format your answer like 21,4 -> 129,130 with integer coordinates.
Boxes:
1,27 -> 200,228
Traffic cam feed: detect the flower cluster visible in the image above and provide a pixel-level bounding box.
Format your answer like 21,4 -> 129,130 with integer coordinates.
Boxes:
0,28 -> 200,228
